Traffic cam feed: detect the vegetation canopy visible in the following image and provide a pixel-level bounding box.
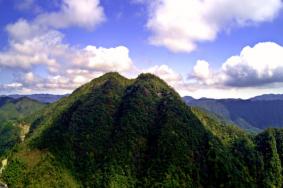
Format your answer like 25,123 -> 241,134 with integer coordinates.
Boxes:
1,72 -> 283,188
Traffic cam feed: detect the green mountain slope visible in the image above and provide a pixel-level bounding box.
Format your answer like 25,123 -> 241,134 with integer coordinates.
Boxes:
1,73 -> 283,187
0,97 -> 45,156
0,97 -> 45,122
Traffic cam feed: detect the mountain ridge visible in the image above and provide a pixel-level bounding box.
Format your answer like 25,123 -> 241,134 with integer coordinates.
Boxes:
1,73 -> 283,187
3,94 -> 68,104
183,96 -> 283,131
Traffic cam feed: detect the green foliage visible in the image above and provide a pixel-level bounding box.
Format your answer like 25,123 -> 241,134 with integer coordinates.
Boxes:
0,121 -> 20,156
0,97 -> 45,157
2,151 -> 80,188
2,158 -> 26,186
2,72 -> 283,187
256,129 -> 282,187
0,97 -> 45,122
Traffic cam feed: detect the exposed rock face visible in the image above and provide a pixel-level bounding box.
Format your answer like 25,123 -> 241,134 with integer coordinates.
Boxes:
0,159 -> 7,174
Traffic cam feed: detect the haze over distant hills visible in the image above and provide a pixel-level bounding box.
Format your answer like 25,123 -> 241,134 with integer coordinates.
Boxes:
250,94 -> 283,101
2,94 -> 68,103
184,94 -> 283,132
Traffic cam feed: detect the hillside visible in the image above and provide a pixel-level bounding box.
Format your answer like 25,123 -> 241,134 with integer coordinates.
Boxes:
0,97 -> 45,122
0,97 -> 45,156
1,73 -> 283,187
184,97 -> 283,132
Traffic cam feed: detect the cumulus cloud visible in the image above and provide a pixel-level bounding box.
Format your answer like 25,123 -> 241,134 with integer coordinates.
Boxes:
222,42 -> 283,87
146,64 -> 182,84
35,0 -> 105,29
1,17 -> 134,93
0,0 -> 136,94
1,68 -> 104,94
73,46 -> 134,72
144,64 -> 190,94
1,22 -> 65,71
190,42 -> 283,87
146,0 -> 282,52
130,42 -> 283,99
6,19 -> 44,41
192,60 -> 211,80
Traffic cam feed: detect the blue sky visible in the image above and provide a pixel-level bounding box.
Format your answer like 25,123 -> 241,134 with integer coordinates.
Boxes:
0,0 -> 283,99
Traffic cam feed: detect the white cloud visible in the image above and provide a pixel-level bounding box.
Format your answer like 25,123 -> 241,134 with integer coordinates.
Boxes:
146,0 -> 283,52
5,82 -> 23,89
146,64 -> 182,84
190,42 -> 283,87
24,72 -> 35,82
1,22 -> 64,71
74,46 -> 134,72
6,19 -> 44,41
145,64 -> 189,94
192,60 -> 211,80
181,85 -> 283,100
222,42 -> 283,86
7,0 -> 105,41
0,0 -> 130,94
0,82 -> 24,93
35,0 -> 105,29
1,17 -> 134,94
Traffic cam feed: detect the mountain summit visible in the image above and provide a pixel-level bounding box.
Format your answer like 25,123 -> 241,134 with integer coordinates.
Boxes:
1,73 -> 283,187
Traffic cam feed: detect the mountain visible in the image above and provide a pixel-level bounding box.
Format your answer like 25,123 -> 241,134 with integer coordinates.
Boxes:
0,97 -> 46,122
183,96 -> 195,102
184,97 -> 283,132
7,94 -> 67,103
0,97 -> 45,156
250,94 -> 283,101
1,73 -> 283,187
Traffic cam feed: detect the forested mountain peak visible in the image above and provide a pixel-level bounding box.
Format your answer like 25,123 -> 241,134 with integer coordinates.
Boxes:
1,73 -> 283,187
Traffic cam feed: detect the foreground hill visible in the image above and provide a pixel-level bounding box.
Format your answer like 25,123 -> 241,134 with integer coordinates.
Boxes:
0,97 -> 45,156
184,97 -> 283,132
1,73 -> 283,187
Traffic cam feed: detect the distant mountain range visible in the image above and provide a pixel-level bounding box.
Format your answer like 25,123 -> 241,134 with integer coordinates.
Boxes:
183,94 -> 283,132
2,94 -> 67,103
250,94 -> 283,101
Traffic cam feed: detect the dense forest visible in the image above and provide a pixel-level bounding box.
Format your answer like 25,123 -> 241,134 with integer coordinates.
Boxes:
1,73 -> 283,187
0,97 -> 45,156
